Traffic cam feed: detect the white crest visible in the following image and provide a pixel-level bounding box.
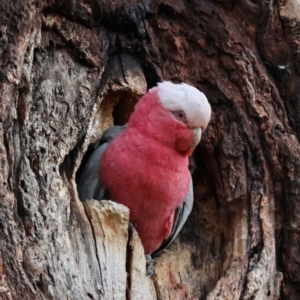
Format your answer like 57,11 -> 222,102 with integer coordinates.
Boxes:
156,81 -> 211,129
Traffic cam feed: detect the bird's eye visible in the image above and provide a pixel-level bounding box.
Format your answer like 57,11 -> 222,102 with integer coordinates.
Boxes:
173,110 -> 187,123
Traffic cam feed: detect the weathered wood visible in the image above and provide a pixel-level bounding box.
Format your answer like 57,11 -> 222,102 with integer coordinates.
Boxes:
83,200 -> 129,300
2,0 -> 300,299
127,228 -> 156,300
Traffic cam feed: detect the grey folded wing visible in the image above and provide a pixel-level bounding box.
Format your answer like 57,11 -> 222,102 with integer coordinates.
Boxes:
152,177 -> 194,256
76,125 -> 125,202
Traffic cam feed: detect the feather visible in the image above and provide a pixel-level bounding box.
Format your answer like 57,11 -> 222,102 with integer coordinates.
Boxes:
76,125 -> 125,201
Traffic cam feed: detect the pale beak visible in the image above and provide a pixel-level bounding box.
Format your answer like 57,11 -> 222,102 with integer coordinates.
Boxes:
191,128 -> 202,150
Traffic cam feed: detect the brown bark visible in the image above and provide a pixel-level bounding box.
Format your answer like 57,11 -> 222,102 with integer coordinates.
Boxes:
1,0 -> 300,299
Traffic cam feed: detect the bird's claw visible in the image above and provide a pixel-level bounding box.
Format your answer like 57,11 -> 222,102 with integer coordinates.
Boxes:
145,254 -> 154,277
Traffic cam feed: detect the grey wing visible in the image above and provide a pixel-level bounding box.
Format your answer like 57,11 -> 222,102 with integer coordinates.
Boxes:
100,125 -> 125,143
152,177 -> 194,256
76,125 -> 125,202
77,143 -> 109,201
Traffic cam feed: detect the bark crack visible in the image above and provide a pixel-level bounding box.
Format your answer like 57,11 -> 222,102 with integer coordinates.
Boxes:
83,203 -> 103,298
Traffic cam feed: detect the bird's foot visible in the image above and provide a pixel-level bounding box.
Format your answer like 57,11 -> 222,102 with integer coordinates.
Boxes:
145,254 -> 154,277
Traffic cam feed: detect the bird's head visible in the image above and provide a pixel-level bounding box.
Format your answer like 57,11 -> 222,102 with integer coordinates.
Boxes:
127,81 -> 211,156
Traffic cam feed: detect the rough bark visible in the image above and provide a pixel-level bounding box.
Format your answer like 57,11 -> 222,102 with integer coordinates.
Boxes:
1,0 -> 300,299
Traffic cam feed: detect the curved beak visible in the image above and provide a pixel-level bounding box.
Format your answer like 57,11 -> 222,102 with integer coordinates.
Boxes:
191,128 -> 202,150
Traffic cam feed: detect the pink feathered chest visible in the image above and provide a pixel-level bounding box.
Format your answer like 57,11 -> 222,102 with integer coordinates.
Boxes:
99,130 -> 191,253
100,134 -> 191,216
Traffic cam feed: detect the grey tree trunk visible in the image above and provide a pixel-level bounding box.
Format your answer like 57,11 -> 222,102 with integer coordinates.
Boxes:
1,0 -> 300,299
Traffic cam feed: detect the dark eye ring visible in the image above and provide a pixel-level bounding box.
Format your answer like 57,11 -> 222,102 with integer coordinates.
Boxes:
173,110 -> 187,123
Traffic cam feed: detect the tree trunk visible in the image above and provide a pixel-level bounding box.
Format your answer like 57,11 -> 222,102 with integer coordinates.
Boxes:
1,0 -> 300,299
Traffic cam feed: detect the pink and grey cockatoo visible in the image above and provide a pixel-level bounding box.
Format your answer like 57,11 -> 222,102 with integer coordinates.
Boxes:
77,81 -> 211,255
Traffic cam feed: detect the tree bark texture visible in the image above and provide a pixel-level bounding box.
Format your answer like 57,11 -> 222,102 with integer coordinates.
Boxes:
1,0 -> 300,299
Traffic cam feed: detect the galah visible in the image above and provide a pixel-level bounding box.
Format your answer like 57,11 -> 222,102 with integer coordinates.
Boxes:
77,81 -> 211,255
